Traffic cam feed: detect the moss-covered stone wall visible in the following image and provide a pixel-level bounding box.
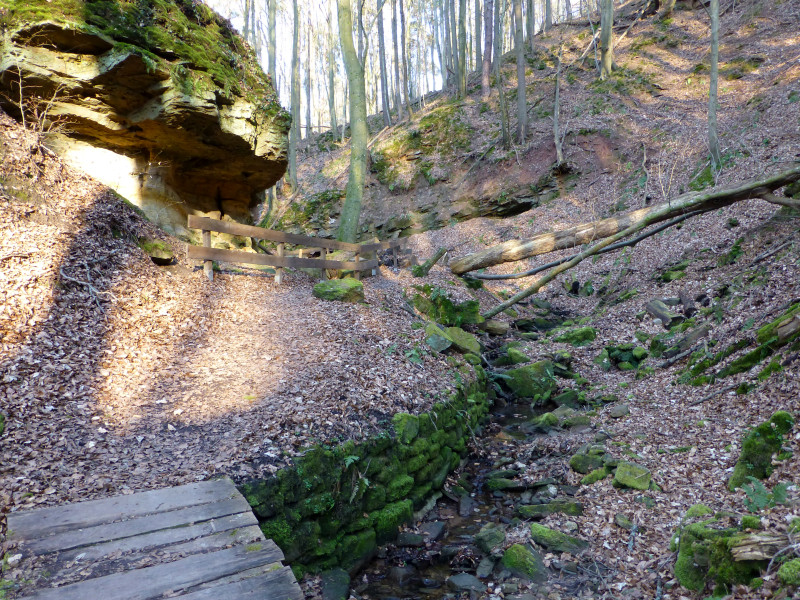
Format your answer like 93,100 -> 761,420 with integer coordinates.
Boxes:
239,371 -> 490,575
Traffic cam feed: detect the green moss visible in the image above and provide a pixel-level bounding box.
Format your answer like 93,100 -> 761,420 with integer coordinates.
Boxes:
757,360 -> 782,381
555,326 -> 597,347
503,361 -> 556,399
729,411 -> 794,490
518,500 -> 583,518
778,558 -> 800,587
757,303 -> 800,344
412,285 -> 483,326
613,461 -> 652,490
740,515 -> 761,530
685,504 -> 714,519
531,412 -> 558,428
570,447 -> 606,474
501,544 -> 547,582
529,523 -> 588,554
371,500 -> 413,543
581,467 -> 610,485
336,529 -> 377,569
392,413 -> 419,444
386,475 -> 414,502
2,0 -> 282,112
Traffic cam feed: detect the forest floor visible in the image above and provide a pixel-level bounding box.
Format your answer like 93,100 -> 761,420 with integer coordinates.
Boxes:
2,0 -> 800,599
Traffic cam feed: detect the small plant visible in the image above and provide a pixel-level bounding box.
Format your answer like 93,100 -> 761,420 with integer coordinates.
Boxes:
741,477 -> 790,513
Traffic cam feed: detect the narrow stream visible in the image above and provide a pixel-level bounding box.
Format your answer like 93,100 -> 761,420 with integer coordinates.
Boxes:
353,400 -> 603,599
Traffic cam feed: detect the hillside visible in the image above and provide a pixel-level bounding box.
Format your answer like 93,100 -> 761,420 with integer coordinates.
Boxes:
2,0 -> 800,598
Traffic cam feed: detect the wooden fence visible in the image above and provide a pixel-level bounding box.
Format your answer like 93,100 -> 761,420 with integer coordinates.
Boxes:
187,215 -> 407,283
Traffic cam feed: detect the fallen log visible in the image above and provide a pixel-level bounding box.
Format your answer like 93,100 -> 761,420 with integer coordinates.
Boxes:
679,290 -> 697,317
729,532 -> 789,562
450,165 -> 800,275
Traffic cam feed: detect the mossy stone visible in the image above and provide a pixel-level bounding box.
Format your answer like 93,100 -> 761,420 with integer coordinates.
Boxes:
778,558 -> 800,587
529,523 -> 588,554
728,411 -> 794,490
562,415 -> 591,430
392,413 -> 420,444
553,389 -> 580,409
464,353 -> 481,365
425,323 -> 452,353
613,461 -> 652,490
475,522 -> 506,554
580,467 -> 610,485
501,544 -> 547,583
518,499 -> 584,519
336,528 -> 377,570
555,326 -> 597,347
531,412 -> 558,428
569,451 -> 605,475
313,278 -> 364,303
504,360 -> 556,399
444,326 -> 481,354
138,237 -> 173,265
412,287 -> 482,326
740,515 -> 761,530
507,347 -> 530,364
371,500 -> 413,543
486,478 -> 525,492
387,475 -> 414,502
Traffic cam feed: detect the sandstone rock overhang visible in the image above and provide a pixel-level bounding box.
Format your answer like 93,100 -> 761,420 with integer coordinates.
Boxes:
0,1 -> 290,236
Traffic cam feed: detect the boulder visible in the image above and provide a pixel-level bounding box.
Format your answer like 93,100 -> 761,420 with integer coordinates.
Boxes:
609,404 -> 630,418
501,544 -> 547,583
0,7 -> 289,238
446,573 -> 486,592
475,522 -> 506,554
529,523 -> 588,554
320,569 -> 350,600
504,361 -> 556,399
613,461 -> 652,490
444,327 -> 481,354
312,279 -> 364,303
138,238 -> 174,265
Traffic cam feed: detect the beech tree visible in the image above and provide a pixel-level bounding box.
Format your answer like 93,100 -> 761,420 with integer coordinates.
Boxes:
481,0 -> 493,97
513,0 -> 526,142
288,0 -> 300,190
708,0 -> 721,169
599,0 -> 613,79
337,0 -> 369,242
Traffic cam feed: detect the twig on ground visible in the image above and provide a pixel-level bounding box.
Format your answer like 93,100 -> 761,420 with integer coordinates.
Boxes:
0,252 -> 31,262
689,383 -> 739,406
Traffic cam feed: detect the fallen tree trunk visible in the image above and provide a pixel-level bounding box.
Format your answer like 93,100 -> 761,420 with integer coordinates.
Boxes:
450,165 -> 800,275
412,247 -> 448,277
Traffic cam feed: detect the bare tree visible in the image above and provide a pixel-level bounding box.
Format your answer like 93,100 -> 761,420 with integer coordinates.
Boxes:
391,0 -> 404,118
481,0 -> 494,97
336,0 -> 369,242
475,0 -> 482,71
400,0 -> 413,114
288,0 -> 300,190
328,0 -> 339,136
599,0 -> 613,79
377,0 -> 392,126
458,0 -> 467,97
708,0 -> 721,169
514,0 -> 526,142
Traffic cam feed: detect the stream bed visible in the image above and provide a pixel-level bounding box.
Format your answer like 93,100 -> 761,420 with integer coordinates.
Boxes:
350,399 -> 608,600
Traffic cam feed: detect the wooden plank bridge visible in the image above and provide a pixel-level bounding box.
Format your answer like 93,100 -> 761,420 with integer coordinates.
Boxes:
6,478 -> 302,600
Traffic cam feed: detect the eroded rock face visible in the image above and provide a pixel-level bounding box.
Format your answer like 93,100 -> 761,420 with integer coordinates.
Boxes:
0,3 -> 289,238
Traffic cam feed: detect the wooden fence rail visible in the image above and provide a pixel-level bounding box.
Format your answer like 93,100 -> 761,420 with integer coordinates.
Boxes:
187,215 -> 406,283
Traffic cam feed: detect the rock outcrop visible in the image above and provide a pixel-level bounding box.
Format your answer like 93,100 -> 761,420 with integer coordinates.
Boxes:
0,1 -> 290,238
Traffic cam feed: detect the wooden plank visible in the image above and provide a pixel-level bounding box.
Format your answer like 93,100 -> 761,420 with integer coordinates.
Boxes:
188,216 -> 362,252
18,543 -> 284,600
187,245 -> 378,271
359,238 -> 405,252
176,566 -> 302,600
25,496 -> 253,555
8,479 -> 239,541
202,230 -> 213,281
55,513 -> 260,564
49,525 -> 266,584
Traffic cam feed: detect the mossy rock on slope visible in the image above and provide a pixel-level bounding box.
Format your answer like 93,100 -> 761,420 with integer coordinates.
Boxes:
554,326 -> 597,347
475,522 -> 506,554
313,278 -> 364,303
728,411 -> 794,490
138,237 -> 174,265
613,461 -> 652,491
569,445 -> 608,474
529,523 -> 588,554
778,558 -> 800,587
501,544 -> 547,583
673,505 -> 766,592
518,499 -> 584,519
502,361 -> 556,400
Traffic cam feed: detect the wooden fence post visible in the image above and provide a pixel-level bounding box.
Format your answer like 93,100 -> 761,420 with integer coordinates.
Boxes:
202,230 -> 213,281
354,251 -> 361,280
392,245 -> 398,269
321,248 -> 328,280
276,243 -> 285,284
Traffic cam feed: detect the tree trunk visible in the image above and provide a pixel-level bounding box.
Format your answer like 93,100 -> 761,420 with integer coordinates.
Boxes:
514,0 -> 526,143
337,0 -> 369,243
328,0 -> 339,135
553,45 -> 564,166
288,0 -> 300,190
709,0 -> 721,169
481,0 -> 494,97
458,0 -> 468,97
493,0 -> 502,76
306,15 -> 312,140
400,0 -> 413,114
450,165 -> 800,274
392,0 -> 404,118
413,247 -> 448,276
475,0 -> 483,71
658,0 -> 676,17
268,0 -> 277,85
433,2 -> 444,84
545,0 -> 552,30
599,0 -> 613,79
526,0 -> 535,51
450,0 -> 461,91
377,0 -> 392,126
